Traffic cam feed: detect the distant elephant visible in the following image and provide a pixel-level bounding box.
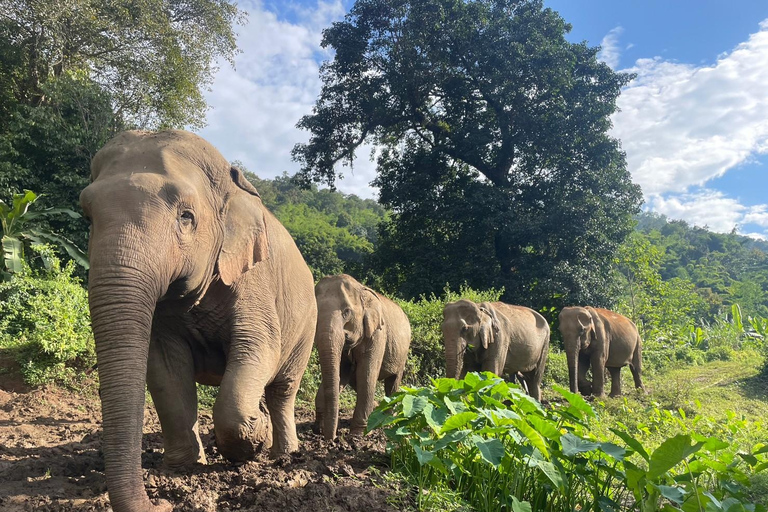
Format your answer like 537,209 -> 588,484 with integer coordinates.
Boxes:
442,300 -> 550,401
314,274 -> 411,440
558,307 -> 644,397
80,130 -> 317,512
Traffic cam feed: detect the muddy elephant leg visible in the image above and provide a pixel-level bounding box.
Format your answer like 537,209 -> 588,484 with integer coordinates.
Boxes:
522,370 -> 541,402
350,337 -> 386,436
608,367 -> 623,397
147,334 -> 206,468
383,372 -> 402,397
591,356 -> 607,397
265,380 -> 299,454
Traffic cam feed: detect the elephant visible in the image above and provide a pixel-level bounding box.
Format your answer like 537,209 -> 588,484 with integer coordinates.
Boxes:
79,130 -> 317,512
558,306 -> 644,397
313,274 -> 411,440
442,300 -> 550,401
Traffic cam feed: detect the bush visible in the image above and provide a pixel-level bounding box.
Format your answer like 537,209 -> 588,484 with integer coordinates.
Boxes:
542,349 -> 569,388
0,246 -> 94,385
394,285 -> 503,386
371,372 -> 768,512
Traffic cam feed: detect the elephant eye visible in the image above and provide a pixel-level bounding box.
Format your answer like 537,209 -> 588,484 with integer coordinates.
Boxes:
180,210 -> 195,225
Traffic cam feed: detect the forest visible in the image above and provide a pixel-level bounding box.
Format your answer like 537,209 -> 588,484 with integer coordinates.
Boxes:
1,0 -> 768,511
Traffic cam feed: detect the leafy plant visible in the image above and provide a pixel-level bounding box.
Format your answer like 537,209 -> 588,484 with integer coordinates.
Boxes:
370,372 -> 768,511
0,190 -> 88,278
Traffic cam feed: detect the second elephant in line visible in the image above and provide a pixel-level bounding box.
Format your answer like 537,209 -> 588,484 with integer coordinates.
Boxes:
314,274 -> 411,440
442,300 -> 550,401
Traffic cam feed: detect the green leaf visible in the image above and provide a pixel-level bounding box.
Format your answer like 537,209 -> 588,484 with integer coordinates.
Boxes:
598,496 -> 621,512
422,402 -> 448,432
471,435 -> 505,467
510,496 -> 532,512
552,384 -> 595,418
648,434 -> 703,481
366,407 -> 391,431
23,207 -> 81,220
534,459 -> 567,492
402,394 -> 428,418
27,230 -> 89,269
412,442 -> 434,466
611,428 -> 651,462
600,442 -> 627,461
440,411 -> 478,433
657,484 -> 687,505
561,433 -> 600,457
2,236 -> 24,273
515,418 -> 549,458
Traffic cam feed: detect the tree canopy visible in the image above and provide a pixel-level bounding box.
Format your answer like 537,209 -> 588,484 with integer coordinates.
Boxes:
294,0 -> 642,307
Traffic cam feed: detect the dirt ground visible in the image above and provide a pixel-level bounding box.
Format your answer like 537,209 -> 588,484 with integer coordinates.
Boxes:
0,381 -> 409,512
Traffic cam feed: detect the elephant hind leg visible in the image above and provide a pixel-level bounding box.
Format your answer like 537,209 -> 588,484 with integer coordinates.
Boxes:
384,372 -> 402,396
265,380 -> 299,455
630,340 -> 645,391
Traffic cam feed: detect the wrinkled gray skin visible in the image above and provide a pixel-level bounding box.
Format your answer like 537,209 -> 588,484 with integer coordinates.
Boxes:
313,275 -> 411,440
559,307 -> 644,397
80,130 -> 317,512
442,300 -> 550,401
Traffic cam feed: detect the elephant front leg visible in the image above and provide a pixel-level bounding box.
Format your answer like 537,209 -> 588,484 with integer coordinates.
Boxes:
147,335 -> 206,468
591,356 -> 607,397
314,357 -> 353,434
350,335 -> 387,436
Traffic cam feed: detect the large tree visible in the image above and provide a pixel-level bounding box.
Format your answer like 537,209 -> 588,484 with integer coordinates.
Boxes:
294,0 -> 642,307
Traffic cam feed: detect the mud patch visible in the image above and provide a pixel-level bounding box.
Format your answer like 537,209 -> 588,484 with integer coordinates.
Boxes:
0,386 -> 408,511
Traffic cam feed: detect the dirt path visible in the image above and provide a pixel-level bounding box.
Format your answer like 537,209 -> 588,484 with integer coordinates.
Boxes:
0,385 -> 407,512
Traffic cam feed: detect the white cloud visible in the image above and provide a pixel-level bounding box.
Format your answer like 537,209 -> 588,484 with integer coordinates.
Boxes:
613,19 -> 768,197
196,0 -> 380,198
646,189 -> 768,239
597,26 -> 624,69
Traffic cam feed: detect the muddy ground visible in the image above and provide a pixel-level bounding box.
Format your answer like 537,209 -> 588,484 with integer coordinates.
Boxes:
0,381 -> 411,512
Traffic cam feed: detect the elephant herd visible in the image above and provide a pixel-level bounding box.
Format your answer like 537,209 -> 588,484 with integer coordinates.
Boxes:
80,131 -> 643,512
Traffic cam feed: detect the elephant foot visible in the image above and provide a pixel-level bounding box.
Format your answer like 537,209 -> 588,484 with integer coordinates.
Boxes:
215,415 -> 272,463
150,499 -> 174,512
115,497 -> 173,512
349,426 -> 366,438
608,391 -> 622,398
162,445 -> 207,470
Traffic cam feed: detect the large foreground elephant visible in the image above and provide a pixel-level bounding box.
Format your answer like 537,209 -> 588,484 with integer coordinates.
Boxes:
559,307 -> 644,397
314,274 -> 411,440
80,130 -> 317,512
442,300 -> 550,401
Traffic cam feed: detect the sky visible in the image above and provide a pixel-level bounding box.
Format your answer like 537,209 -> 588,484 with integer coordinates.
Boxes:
198,0 -> 768,240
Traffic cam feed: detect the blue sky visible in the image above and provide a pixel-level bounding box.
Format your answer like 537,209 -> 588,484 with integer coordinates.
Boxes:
198,0 -> 768,239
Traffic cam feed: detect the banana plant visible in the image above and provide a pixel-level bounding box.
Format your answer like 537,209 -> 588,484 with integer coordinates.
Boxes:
0,190 -> 89,279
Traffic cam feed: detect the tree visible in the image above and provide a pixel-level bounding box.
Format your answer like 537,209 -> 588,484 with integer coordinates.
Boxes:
294,0 -> 642,306
0,0 -> 244,129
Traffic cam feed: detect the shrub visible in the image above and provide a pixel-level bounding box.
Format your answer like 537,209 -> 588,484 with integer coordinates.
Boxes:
542,349 -> 569,388
370,373 -> 768,512
394,285 -> 503,386
0,246 -> 94,385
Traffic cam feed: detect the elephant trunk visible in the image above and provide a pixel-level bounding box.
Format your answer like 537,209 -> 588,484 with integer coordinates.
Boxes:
316,314 -> 344,440
566,344 -> 579,394
445,338 -> 464,380
87,239 -> 167,512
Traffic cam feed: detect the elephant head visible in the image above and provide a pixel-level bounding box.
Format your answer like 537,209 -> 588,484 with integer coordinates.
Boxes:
558,306 -> 606,394
442,300 -> 500,379
79,130 -> 268,512
314,274 -> 383,440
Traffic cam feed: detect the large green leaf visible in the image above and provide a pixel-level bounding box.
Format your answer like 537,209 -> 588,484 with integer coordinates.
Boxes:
561,433 -> 600,457
656,484 -> 687,505
552,384 -> 595,418
611,428 -> 651,462
648,434 -> 703,480
534,459 -> 567,492
422,402 -> 449,432
2,236 -> 24,273
27,229 -> 89,269
23,207 -> 82,220
470,435 -> 505,467
440,411 -> 477,433
510,496 -> 532,512
515,418 -> 549,458
402,394 -> 429,418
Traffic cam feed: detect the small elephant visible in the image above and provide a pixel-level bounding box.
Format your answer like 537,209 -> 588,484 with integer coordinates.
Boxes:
442,300 -> 550,401
559,306 -> 644,397
80,130 -> 317,512
314,274 -> 411,440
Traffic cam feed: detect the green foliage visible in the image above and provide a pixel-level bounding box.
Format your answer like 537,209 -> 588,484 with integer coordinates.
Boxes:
0,189 -> 88,278
295,0 -> 642,307
394,285 -> 503,386
372,372 -> 768,512
243,171 -> 386,280
0,247 -> 94,385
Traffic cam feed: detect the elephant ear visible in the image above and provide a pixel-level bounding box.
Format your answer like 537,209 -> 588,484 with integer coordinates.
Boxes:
586,307 -> 608,350
362,288 -> 384,340
478,302 -> 500,349
217,167 -> 269,286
